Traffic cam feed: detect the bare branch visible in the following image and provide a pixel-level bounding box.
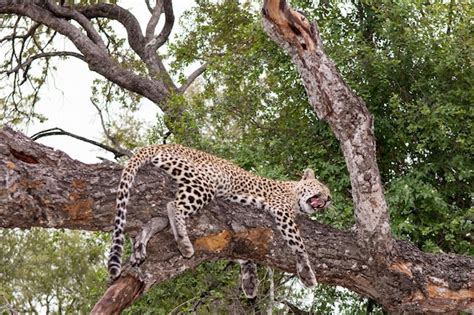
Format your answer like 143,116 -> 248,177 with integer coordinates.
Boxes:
0,294 -> 18,315
145,0 -> 154,14
137,0 -> 177,86
262,0 -> 392,252
90,99 -> 133,158
145,1 -> 163,42
0,21 -> 40,43
282,301 -> 310,315
30,127 -> 130,159
77,3 -> 175,93
148,0 -> 174,50
0,1 -> 172,107
44,1 -> 107,51
3,51 -> 85,76
78,4 -> 146,58
178,63 -> 208,93
162,130 -> 172,144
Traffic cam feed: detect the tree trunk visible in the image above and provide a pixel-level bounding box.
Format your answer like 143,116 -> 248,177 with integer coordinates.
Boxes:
1,126 -> 472,313
262,0 -> 392,254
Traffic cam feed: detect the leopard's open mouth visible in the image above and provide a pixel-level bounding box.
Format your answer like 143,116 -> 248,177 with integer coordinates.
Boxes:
307,195 -> 330,210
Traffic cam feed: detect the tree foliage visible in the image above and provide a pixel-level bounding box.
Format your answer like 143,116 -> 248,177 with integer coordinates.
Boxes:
0,0 -> 472,313
0,229 -> 107,313
165,0 -> 473,255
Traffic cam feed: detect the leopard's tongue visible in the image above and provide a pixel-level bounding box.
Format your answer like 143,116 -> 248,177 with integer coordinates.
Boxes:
310,197 -> 324,208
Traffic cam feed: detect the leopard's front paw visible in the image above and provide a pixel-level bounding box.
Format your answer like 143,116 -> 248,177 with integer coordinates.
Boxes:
177,236 -> 195,258
297,258 -> 317,288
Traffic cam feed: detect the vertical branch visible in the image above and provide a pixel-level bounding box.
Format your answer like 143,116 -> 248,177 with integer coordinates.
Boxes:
261,0 -> 393,254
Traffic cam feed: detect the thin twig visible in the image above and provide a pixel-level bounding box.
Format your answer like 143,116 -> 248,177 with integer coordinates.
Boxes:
90,98 -> 133,157
0,21 -> 40,43
178,63 -> 208,93
190,262 -> 235,313
30,127 -> 130,159
3,51 -> 85,75
0,294 -> 18,315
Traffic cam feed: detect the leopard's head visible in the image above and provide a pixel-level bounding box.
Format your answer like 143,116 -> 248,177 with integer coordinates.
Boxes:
294,169 -> 331,214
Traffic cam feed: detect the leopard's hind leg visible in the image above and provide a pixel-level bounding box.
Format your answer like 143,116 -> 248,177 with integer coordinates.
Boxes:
167,172 -> 216,258
238,260 -> 259,298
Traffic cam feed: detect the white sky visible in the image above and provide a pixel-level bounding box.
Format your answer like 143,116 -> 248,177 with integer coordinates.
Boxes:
23,2 -> 195,164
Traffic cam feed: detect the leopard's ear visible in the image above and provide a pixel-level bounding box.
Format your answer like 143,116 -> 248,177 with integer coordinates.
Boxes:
302,168 -> 315,180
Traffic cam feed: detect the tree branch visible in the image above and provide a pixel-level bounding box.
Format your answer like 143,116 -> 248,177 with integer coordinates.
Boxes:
0,126 -> 472,313
148,0 -> 174,50
0,1 -> 171,108
30,127 -> 130,159
90,99 -> 133,158
145,1 -> 164,42
44,1 -> 107,51
262,0 -> 392,253
283,300 -> 310,315
3,51 -> 85,75
78,3 -> 146,59
178,62 -> 208,93
0,21 -> 39,43
78,2 -> 176,93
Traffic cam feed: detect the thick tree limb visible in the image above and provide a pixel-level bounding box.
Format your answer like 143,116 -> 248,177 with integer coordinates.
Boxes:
0,1 -> 171,108
78,3 -> 147,59
0,127 -> 472,313
262,0 -> 392,253
90,275 -> 145,315
148,0 -> 175,50
44,1 -> 107,51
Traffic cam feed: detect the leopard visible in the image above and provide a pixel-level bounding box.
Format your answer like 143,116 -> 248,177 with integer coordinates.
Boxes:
108,144 -> 331,297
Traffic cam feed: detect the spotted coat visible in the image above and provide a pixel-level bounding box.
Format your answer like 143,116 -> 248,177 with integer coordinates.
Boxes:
108,144 -> 331,291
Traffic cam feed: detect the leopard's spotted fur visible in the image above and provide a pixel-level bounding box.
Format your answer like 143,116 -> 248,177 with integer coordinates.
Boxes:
108,144 -> 331,295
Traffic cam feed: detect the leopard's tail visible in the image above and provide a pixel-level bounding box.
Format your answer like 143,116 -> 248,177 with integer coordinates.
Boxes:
107,145 -> 163,280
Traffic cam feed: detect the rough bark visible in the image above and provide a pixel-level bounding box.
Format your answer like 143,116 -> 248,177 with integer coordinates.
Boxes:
262,0 -> 392,255
0,1 -> 473,313
1,127 -> 472,313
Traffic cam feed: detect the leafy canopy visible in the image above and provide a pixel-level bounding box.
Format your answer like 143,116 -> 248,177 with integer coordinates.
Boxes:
0,0 -> 472,313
